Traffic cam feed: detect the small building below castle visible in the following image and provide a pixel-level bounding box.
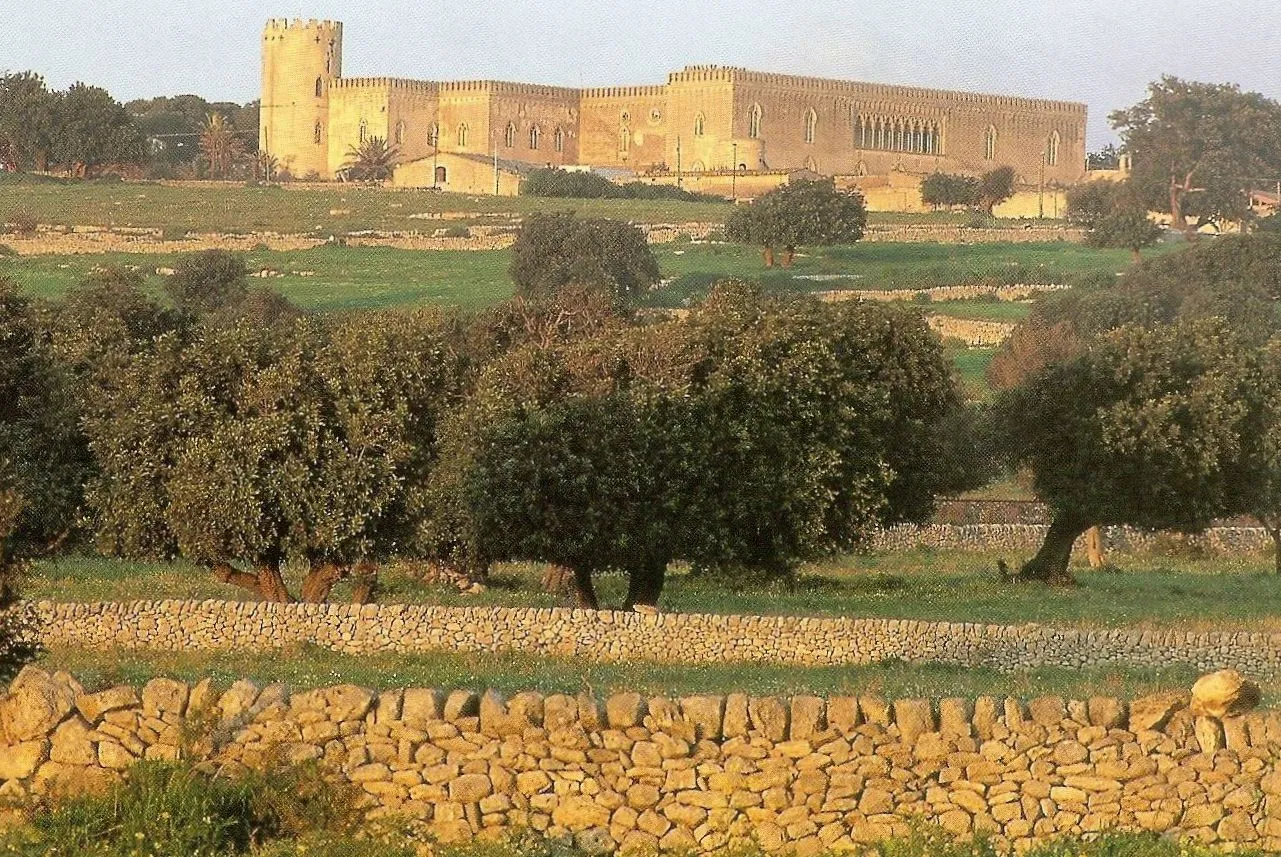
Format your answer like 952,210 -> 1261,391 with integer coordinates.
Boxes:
260,19 -> 1087,197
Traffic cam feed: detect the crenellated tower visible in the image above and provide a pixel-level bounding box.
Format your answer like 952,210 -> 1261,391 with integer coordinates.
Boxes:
260,18 -> 343,178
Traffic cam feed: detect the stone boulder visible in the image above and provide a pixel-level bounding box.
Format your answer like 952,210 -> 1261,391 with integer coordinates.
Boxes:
1127,691 -> 1188,732
1,668 -> 76,742
1190,670 -> 1261,720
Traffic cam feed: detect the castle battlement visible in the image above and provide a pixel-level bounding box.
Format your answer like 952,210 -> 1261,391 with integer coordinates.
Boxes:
333,77 -> 440,95
580,85 -> 667,100
264,18 -> 341,32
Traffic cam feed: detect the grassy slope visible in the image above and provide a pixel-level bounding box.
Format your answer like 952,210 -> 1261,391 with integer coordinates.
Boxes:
27,550 -> 1281,631
2,242 -> 1149,313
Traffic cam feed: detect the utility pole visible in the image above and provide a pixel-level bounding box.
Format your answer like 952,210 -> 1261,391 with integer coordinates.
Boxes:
494,136 -> 500,196
1038,150 -> 1046,219
731,142 -> 738,199
431,126 -> 439,189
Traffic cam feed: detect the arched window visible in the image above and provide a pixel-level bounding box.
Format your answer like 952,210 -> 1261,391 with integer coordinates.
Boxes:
358,120 -> 368,144
435,165 -> 447,185
429,122 -> 440,147
457,124 -> 469,148
804,155 -> 818,172
619,126 -> 630,153
1047,131 -> 1060,167
984,126 -> 997,160
854,116 -> 865,149
529,125 -> 540,150
313,121 -> 322,145
694,113 -> 705,137
690,160 -> 705,173
504,122 -> 516,149
315,77 -> 323,98
554,127 -> 564,153
804,108 -> 817,144
748,104 -> 762,139
394,120 -> 405,146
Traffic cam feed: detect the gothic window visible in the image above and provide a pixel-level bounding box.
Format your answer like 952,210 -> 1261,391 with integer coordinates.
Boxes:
429,123 -> 440,147
804,108 -> 817,144
984,126 -> 997,160
529,125 -> 540,150
504,122 -> 516,148
694,113 -> 705,137
313,121 -> 322,145
804,155 -> 818,172
394,120 -> 405,146
314,77 -> 323,98
1047,131 -> 1060,166
359,120 -> 368,144
458,123 -> 469,148
690,160 -> 705,173
749,104 -> 762,139
619,127 -> 630,153
554,127 -> 564,153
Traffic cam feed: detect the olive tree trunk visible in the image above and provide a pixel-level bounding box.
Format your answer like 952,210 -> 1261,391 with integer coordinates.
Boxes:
571,566 -> 599,610
1016,514 -> 1087,585
624,563 -> 667,610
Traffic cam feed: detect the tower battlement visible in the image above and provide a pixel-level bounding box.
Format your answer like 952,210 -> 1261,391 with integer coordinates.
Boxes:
264,18 -> 342,33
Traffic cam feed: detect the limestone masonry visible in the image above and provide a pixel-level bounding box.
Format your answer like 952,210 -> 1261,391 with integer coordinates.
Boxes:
2,668 -> 1278,853
27,601 -> 1281,678
260,19 -> 1087,191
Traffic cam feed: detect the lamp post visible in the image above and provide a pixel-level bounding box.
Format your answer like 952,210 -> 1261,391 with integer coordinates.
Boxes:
731,142 -> 738,199
431,126 -> 439,189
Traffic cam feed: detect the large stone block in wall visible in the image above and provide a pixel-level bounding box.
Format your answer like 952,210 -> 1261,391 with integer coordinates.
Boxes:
1,668 -> 75,742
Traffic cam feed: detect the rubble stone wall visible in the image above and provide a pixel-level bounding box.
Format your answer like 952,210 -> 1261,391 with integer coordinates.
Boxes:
2,669 -> 1277,853
27,600 -> 1281,677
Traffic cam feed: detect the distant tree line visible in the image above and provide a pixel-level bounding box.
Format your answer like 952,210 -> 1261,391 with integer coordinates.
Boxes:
520,168 -> 726,202
0,71 -> 260,180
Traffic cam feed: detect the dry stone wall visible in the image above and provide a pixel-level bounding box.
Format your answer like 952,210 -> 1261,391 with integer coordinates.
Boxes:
871,524 -> 1276,557
27,600 -> 1281,678
2,668 -> 1278,853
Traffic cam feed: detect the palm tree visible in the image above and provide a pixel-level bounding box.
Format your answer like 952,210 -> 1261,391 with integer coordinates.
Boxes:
255,150 -> 279,183
199,113 -> 244,180
342,136 -> 399,182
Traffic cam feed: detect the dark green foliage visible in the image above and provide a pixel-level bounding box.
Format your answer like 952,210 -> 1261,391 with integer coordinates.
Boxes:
0,279 -> 84,560
725,179 -> 867,257
978,166 -> 1016,214
508,212 -> 660,306
1067,181 -> 1163,259
1111,76 -> 1281,232
1085,144 -> 1123,171
0,72 -> 57,171
920,173 -> 980,209
342,136 -> 399,182
445,283 -> 964,605
520,168 -> 724,202
50,82 -> 145,176
163,249 -> 250,317
992,320 -> 1264,582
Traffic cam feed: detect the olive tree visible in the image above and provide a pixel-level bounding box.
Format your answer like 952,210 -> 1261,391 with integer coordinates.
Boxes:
509,213 -> 660,307
726,179 -> 866,267
437,283 -> 967,609
993,319 -> 1264,584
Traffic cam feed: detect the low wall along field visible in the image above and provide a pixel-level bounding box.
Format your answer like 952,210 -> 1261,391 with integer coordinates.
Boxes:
1,668 -> 1278,853
28,600 -> 1281,678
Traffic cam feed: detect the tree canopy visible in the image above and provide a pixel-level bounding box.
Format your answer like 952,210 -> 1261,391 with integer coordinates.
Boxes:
726,179 -> 867,266
508,213 -> 660,307
1111,76 -> 1281,234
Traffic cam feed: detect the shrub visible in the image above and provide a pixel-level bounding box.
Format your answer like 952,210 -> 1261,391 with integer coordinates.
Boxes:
0,244 -> 16,257
160,224 -> 189,242
163,249 -> 249,317
8,759 -> 368,857
920,172 -> 981,209
509,212 -> 659,306
519,168 -> 726,202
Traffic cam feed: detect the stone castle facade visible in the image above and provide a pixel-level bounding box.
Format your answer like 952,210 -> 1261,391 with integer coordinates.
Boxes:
260,19 -> 1088,192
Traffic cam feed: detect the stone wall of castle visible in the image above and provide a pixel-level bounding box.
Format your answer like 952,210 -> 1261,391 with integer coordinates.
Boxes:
2,668 -> 1278,853
26,601 -> 1281,678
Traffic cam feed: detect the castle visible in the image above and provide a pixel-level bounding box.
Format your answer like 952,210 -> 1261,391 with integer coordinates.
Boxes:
260,19 -> 1088,195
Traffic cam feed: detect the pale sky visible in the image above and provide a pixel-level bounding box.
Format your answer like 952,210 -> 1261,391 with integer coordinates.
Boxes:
4,0 -> 1280,149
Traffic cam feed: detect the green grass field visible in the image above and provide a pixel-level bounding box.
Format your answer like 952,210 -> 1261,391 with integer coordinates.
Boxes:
1,241 -> 1150,313
37,645 -> 1223,702
25,548 -> 1281,631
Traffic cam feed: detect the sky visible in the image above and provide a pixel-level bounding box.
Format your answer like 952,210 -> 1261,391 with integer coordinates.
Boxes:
4,0 -> 1280,149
